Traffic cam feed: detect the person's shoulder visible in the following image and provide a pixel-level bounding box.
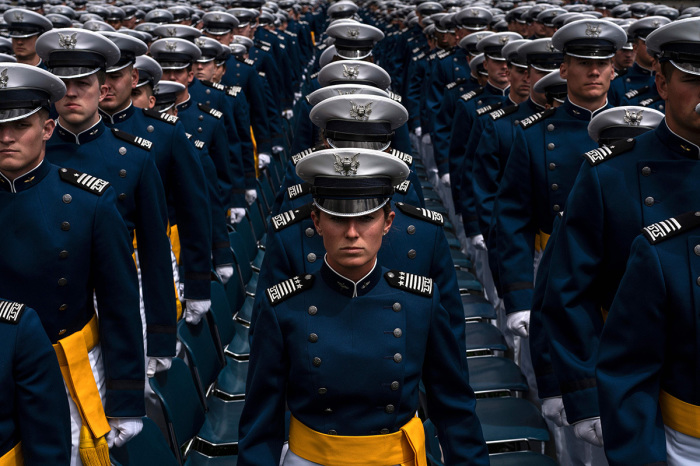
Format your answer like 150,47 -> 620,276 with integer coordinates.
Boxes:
265,273 -> 315,306
270,202 -> 314,232
383,269 -> 434,297
394,202 -> 445,227
582,137 -> 636,167
641,211 -> 700,246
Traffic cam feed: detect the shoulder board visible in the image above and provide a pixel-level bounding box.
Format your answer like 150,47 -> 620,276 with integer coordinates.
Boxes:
412,52 -> 425,62
317,43 -> 328,51
639,95 -> 662,107
437,49 -> 453,59
0,301 -> 25,324
309,71 -> 320,80
583,137 -> 636,166
519,107 -> 556,129
384,270 -> 433,297
226,86 -> 242,97
287,182 -> 311,200
284,30 -> 296,37
387,91 -> 402,103
271,203 -> 313,232
279,44 -> 286,50
193,139 -> 205,150
244,58 -> 255,66
111,128 -> 153,151
395,202 -> 444,226
258,71 -> 266,78
446,78 -> 466,90
142,108 -> 178,125
266,273 -> 315,305
291,146 -> 316,166
642,211 -> 700,245
411,46 -> 421,54
490,104 -> 520,121
428,53 -> 437,61
460,87 -> 484,102
624,85 -> 650,100
201,80 -> 226,91
476,101 -> 503,117
614,68 -> 628,78
394,180 -> 411,194
59,167 -> 111,196
258,39 -> 271,47
388,148 -> 413,167
197,103 -> 223,119
259,45 -> 271,52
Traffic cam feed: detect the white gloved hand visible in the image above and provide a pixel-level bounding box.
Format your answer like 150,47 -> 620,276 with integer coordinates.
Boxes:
440,173 -> 451,187
414,126 -> 422,138
146,357 -> 172,377
184,299 -> 211,325
470,234 -> 486,251
294,91 -> 302,101
258,153 -> 271,169
506,310 -> 531,337
106,417 -> 143,448
574,418 -> 604,447
230,207 -> 246,224
421,133 -> 432,145
245,189 -> 257,205
216,264 -> 234,285
282,109 -> 294,120
542,396 -> 568,427
272,145 -> 284,155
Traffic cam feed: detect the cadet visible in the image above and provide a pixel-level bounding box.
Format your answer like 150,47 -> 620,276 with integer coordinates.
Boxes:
3,8 -> 52,67
37,29 -> 178,375
0,63 -> 144,465
541,17 -> 700,448
238,148 -> 489,466
0,300 -> 71,464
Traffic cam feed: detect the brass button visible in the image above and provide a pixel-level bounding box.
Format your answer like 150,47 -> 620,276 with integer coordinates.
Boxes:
642,166 -> 651,176
119,169 -> 127,178
61,221 -> 70,231
58,278 -> 68,286
62,194 -> 72,203
307,253 -> 317,263
547,143 -> 555,150
407,225 -> 416,235
553,204 -> 561,212
407,249 -> 416,259
118,193 -> 127,201
312,357 -> 322,367
318,387 -> 327,395
390,381 -> 399,390
59,250 -> 68,259
199,115 -> 204,121
308,333 -> 318,343
392,302 -> 401,312
305,228 -> 315,237
58,329 -> 67,336
328,429 -> 337,435
380,428 -> 390,434
547,124 -> 555,132
393,353 -> 402,363
694,245 -> 700,256
645,196 -> 655,207
551,184 -> 559,191
549,163 -> 556,171
197,127 -> 203,133
385,404 -> 395,414
308,306 -> 318,315
393,328 -> 402,338
59,304 -> 68,311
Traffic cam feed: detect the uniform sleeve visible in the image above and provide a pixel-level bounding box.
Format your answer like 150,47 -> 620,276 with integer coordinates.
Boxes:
432,91 -> 456,178
472,117 -> 503,240
230,92 -> 255,206
596,236 -> 668,465
425,59 -> 446,133
455,115 -> 485,237
15,308 -> 72,464
212,104 -> 238,210
198,149 -> 234,268
245,71 -> 273,154
404,59 -> 424,131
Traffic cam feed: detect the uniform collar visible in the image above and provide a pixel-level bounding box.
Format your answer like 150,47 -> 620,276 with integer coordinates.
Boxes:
631,61 -> 653,76
657,119 -> 700,159
99,102 -> 135,125
321,256 -> 382,298
55,118 -> 105,145
0,159 -> 51,194
485,81 -> 510,96
176,96 -> 193,112
562,97 -> 609,121
526,97 -> 546,113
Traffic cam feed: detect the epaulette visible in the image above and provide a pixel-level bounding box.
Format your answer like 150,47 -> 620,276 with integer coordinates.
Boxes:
395,202 -> 444,226
614,68 -> 628,79
317,43 -> 328,51
143,108 -> 178,125
270,202 -> 313,232
0,301 -> 25,324
258,45 -> 271,52
476,101 -> 503,117
446,78 -> 466,90
384,270 -> 433,297
411,46 -> 421,54
291,146 -> 317,165
583,137 -> 636,166
111,128 -> 153,151
287,182 -> 311,200
490,104 -> 520,121
309,71 -> 320,80
388,148 -> 413,167
394,180 -> 411,194
201,80 -> 226,91
59,167 -> 110,196
624,85 -> 650,100
257,39 -> 272,47
258,71 -> 266,78
244,58 -> 255,66
437,48 -> 454,59
519,107 -> 556,129
412,52 -> 425,62
387,91 -> 402,103
279,43 -> 286,50
642,211 -> 700,245
284,30 -> 296,37
197,103 -> 223,119
266,273 -> 315,305
428,53 -> 437,61
227,86 -> 242,97
639,95 -> 662,107
460,87 -> 484,102
184,133 -> 206,150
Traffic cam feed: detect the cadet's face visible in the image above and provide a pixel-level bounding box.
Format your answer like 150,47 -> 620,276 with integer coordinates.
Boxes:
56,75 -> 108,132
131,86 -> 156,109
213,64 -> 226,82
614,48 -> 635,70
312,209 -> 394,281
101,66 -> 139,113
195,60 -> 217,81
657,66 -> 700,145
0,112 -> 55,181
485,57 -> 509,87
11,35 -> 39,60
508,65 -> 530,99
633,39 -> 653,69
560,57 -> 614,105
163,68 -> 194,87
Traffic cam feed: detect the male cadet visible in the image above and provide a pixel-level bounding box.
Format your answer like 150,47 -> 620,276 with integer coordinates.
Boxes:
130,56 -> 161,110
0,63 -> 144,464
83,38 -> 213,327
37,28 -> 177,377
609,16 -> 669,112
540,17 -> 700,449
611,33 -> 635,76
3,8 -> 52,67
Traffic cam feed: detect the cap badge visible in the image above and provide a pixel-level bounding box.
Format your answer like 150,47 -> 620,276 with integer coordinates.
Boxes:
623,108 -> 643,126
546,41 -> 556,52
195,37 -> 206,47
334,153 -> 360,176
154,10 -> 163,16
165,41 -> 178,51
58,32 -> 78,50
652,20 -> 660,27
470,9 -> 479,16
152,84 -> 160,94
347,27 -> 360,38
0,69 -> 8,89
350,101 -> 372,121
13,12 -> 24,22
86,23 -> 100,31
342,64 -> 360,79
167,27 -> 176,37
499,36 -> 510,45
213,14 -> 222,21
585,23 -> 602,38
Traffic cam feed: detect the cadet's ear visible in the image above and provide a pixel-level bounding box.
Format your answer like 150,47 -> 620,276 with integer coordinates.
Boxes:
147,95 -> 157,109
656,67 -> 669,101
42,117 -> 56,141
311,210 -> 322,236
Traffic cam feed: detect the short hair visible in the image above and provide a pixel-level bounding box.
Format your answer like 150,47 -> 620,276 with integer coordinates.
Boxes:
660,60 -> 674,80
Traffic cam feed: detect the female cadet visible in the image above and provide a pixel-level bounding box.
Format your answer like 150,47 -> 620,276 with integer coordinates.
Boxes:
238,148 -> 488,465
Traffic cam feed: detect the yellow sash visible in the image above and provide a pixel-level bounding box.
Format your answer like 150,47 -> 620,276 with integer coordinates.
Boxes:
250,126 -> 259,178
660,390 -> 700,438
0,442 -> 23,466
53,314 -> 111,466
534,230 -> 551,253
289,416 -> 427,466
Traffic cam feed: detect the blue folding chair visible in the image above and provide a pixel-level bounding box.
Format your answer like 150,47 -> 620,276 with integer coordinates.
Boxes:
489,451 -> 558,466
467,356 -> 529,396
464,322 -> 508,357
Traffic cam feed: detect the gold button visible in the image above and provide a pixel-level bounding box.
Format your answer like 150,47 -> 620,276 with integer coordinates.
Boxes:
312,357 -> 321,367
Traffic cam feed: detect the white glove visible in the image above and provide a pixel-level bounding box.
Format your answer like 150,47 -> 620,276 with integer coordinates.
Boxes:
216,264 -> 234,285
272,145 -> 284,155
574,418 -> 604,447
294,91 -> 302,101
230,207 -> 246,224
245,189 -> 257,205
414,126 -> 422,138
421,133 -> 432,145
470,234 -> 486,250
282,109 -> 294,120
106,417 -> 143,448
506,310 -> 531,338
146,357 -> 172,377
184,299 -> 211,325
440,173 -> 451,187
258,152 -> 271,169
542,396 -> 568,427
